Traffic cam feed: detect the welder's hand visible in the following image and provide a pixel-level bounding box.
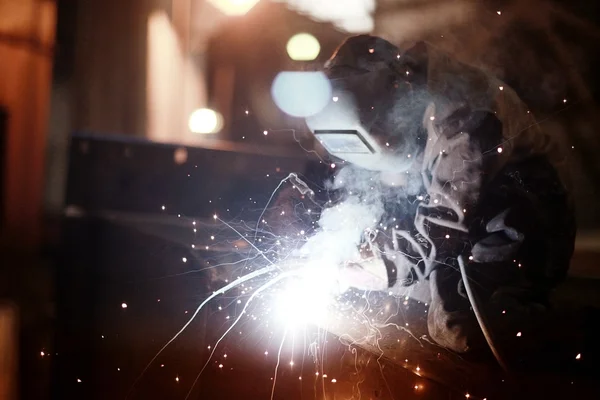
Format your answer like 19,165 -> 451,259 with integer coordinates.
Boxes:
338,256 -> 389,292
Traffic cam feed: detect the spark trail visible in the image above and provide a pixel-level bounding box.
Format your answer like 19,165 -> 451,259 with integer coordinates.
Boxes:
270,328 -> 289,400
184,271 -> 297,399
126,264 -> 278,398
129,170 -> 425,400
253,172 -> 316,242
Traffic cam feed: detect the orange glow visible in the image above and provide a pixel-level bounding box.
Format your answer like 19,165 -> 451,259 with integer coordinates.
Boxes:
188,108 -> 223,134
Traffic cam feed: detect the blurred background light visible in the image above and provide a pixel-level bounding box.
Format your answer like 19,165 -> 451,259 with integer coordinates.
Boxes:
209,0 -> 261,16
188,108 -> 223,134
286,33 -> 321,61
280,0 -> 375,33
271,71 -> 331,118
173,147 -> 188,164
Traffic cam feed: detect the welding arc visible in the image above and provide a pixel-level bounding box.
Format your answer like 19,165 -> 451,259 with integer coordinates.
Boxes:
457,255 -> 510,374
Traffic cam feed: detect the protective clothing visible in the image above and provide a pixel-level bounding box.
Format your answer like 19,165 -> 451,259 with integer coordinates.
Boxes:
309,35 -> 575,354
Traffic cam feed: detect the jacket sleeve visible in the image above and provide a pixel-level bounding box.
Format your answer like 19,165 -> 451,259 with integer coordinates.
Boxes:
414,103 -> 509,276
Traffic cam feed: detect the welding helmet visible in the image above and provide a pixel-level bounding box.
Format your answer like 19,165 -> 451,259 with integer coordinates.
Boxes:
306,35 -> 429,173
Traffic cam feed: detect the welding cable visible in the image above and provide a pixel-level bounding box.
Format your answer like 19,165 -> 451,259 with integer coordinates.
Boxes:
457,255 -> 510,374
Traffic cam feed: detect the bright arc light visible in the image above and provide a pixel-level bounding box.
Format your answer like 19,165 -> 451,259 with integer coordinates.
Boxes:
275,265 -> 340,328
271,71 -> 331,118
208,0 -> 260,16
286,33 -> 321,61
188,108 -> 223,134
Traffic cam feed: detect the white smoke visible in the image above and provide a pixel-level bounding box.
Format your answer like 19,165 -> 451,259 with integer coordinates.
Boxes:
294,165 -> 389,288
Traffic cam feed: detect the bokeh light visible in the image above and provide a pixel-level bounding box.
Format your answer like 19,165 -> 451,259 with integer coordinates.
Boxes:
173,147 -> 188,164
274,264 -> 340,328
208,0 -> 260,16
286,33 -> 321,61
188,108 -> 223,134
271,71 -> 331,117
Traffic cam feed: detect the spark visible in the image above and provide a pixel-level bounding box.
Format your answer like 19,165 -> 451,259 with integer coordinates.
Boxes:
184,272 -> 294,400
270,329 -> 289,400
121,303 -> 128,309
128,265 -> 278,398
135,170 -> 421,399
576,353 -> 581,360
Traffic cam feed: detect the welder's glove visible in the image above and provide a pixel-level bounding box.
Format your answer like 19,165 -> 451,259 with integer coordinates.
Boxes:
338,258 -> 389,292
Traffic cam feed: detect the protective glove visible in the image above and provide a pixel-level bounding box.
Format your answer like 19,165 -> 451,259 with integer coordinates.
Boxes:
338,257 -> 389,292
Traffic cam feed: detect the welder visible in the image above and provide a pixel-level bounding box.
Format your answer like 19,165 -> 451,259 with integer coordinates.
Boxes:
305,35 -> 576,357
